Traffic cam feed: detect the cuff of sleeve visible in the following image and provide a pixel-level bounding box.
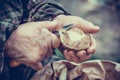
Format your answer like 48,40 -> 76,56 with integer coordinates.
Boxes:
27,1 -> 71,22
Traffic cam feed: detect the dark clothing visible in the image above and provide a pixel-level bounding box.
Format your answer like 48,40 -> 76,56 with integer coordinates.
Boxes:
0,0 -> 69,80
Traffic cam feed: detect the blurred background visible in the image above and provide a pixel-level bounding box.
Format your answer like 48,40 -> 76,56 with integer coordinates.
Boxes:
56,0 -> 120,63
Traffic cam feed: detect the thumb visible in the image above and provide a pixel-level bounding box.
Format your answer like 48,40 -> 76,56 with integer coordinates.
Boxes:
77,20 -> 100,34
43,28 -> 60,48
35,21 -> 61,48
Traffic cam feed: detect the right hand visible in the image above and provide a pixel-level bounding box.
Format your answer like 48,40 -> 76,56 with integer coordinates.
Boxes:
54,15 -> 99,63
4,21 -> 60,70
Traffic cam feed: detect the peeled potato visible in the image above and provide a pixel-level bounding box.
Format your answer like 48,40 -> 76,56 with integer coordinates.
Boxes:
59,28 -> 91,50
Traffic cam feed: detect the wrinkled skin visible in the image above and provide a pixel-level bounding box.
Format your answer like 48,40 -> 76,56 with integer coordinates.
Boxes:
4,21 -> 60,70
4,15 -> 100,70
54,15 -> 99,63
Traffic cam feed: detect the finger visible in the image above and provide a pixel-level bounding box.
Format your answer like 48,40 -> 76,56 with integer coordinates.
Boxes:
51,34 -> 60,48
87,35 -> 96,54
30,62 -> 43,70
41,28 -> 60,48
38,21 -> 62,31
10,60 -> 21,67
76,19 -> 100,34
77,50 -> 91,61
47,29 -> 60,48
68,51 -> 81,63
63,50 -> 71,61
25,62 -> 43,70
76,50 -> 86,61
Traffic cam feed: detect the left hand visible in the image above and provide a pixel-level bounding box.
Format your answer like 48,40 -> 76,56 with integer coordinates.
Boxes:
4,21 -> 61,70
54,15 -> 100,63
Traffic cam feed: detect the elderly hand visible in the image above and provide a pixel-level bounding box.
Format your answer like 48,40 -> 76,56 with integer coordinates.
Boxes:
4,21 -> 60,70
4,15 -> 99,70
54,15 -> 100,63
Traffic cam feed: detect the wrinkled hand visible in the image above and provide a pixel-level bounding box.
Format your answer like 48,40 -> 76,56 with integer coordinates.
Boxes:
4,21 -> 60,70
54,15 -> 100,63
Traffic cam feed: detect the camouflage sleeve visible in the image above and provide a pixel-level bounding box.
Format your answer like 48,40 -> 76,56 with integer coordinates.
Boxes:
0,0 -> 23,77
23,0 -> 70,22
0,0 -> 70,41
0,0 -> 70,80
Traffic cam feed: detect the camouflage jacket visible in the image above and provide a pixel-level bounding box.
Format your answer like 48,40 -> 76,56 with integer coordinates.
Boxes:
0,0 -> 69,80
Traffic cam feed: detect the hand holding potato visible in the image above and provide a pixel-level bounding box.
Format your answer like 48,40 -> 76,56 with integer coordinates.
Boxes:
54,15 -> 100,62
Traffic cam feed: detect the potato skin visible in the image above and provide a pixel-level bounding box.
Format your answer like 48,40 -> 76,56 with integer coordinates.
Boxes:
59,28 -> 91,50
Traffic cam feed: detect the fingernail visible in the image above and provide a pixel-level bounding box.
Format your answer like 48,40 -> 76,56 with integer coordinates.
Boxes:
95,26 -> 100,32
89,49 -> 95,54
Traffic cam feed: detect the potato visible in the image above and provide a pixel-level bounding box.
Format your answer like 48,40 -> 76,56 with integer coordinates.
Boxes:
59,28 -> 91,50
